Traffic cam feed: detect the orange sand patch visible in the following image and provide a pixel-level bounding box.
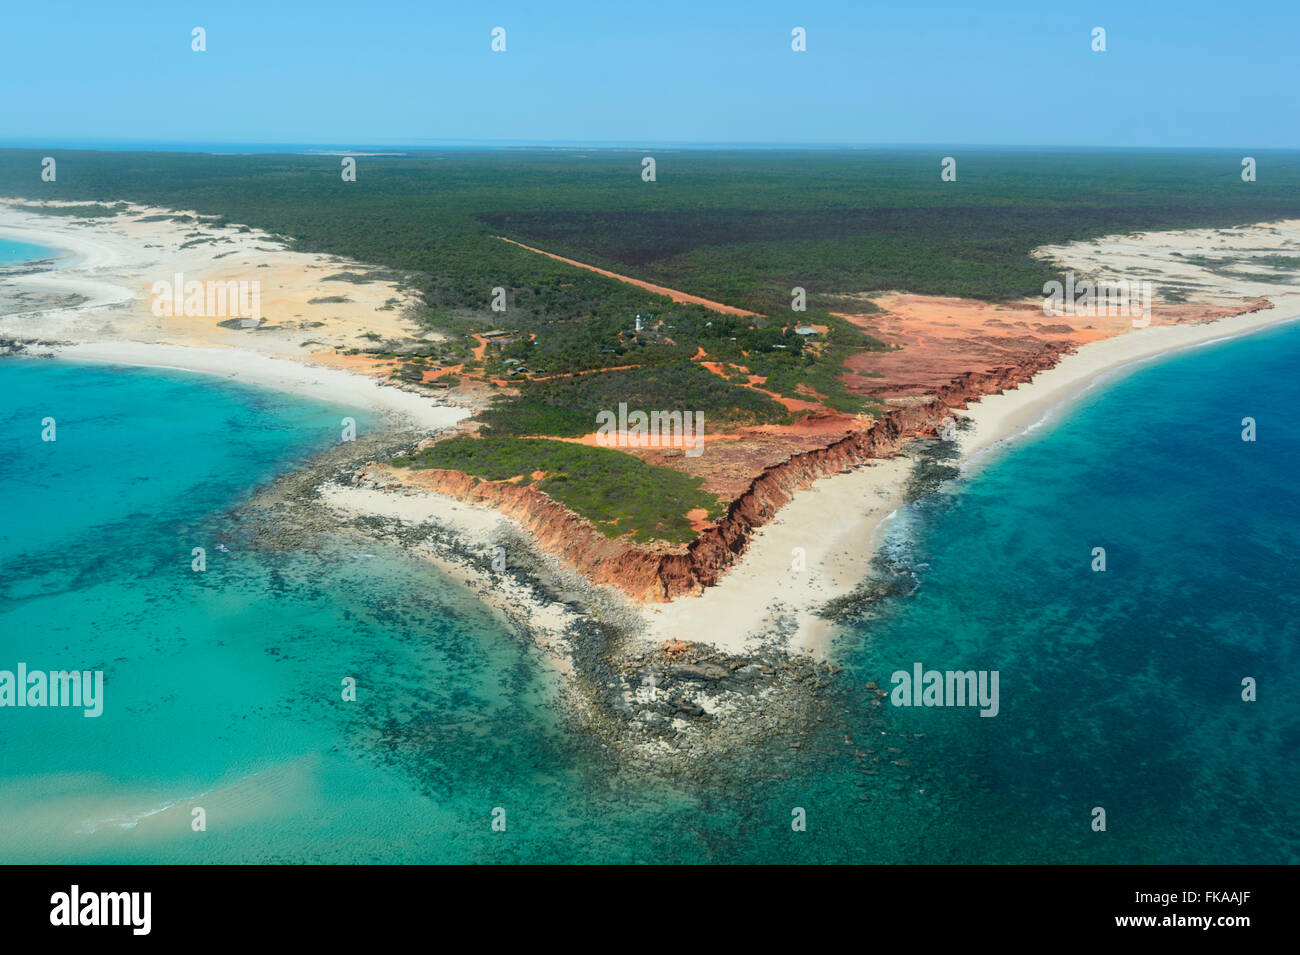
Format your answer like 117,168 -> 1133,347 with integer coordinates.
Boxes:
527,403 -> 867,463
833,292 -> 1267,401
496,236 -> 760,317
748,410 -> 860,436
308,349 -> 468,391
693,354 -> 832,413
421,365 -> 463,382
396,361 -> 466,381
541,431 -> 732,450
307,349 -> 398,379
530,402 -> 864,453
769,393 -> 825,413
686,507 -> 712,532
833,294 -> 1122,401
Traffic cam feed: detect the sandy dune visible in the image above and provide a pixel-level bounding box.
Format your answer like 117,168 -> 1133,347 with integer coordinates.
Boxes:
1034,219 -> 1300,307
0,199 -> 464,429
0,199 -> 425,346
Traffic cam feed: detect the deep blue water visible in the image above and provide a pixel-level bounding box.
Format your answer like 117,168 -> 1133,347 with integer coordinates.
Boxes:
827,318 -> 1300,862
0,319 -> 1296,863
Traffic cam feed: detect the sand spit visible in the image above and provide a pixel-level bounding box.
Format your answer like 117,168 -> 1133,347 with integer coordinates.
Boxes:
0,198 -> 465,429
271,445 -> 838,770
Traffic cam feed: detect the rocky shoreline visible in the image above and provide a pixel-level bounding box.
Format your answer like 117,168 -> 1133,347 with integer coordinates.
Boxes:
232,427 -> 855,777
0,335 -> 68,356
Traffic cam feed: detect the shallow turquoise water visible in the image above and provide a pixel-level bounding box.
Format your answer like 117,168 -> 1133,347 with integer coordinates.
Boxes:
0,360 -> 688,863
0,237 -> 54,265
0,320 -> 1296,863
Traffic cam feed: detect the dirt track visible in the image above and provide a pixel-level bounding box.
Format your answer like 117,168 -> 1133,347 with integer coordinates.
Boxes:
495,236 -> 760,317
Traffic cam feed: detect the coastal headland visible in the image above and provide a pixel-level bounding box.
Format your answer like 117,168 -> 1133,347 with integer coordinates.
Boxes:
4,197 -> 1299,763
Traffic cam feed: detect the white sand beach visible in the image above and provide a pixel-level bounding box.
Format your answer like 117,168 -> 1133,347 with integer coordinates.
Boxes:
50,341 -> 469,430
957,302 -> 1300,468
0,198 -> 466,430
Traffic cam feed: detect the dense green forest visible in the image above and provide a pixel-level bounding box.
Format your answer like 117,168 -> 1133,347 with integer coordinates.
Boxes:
5,147 -> 1297,310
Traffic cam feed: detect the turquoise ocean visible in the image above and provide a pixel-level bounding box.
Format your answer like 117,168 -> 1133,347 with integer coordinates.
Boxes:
0,237 -> 56,265
1,241 -> 1296,863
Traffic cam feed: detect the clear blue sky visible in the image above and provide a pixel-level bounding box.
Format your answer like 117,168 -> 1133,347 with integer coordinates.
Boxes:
2,0 -> 1297,148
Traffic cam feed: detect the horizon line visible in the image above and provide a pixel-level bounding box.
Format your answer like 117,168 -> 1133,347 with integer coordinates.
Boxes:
0,138 -> 1295,155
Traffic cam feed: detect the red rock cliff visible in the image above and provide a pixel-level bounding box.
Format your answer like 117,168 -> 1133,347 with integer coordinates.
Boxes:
372,347 -> 1070,602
